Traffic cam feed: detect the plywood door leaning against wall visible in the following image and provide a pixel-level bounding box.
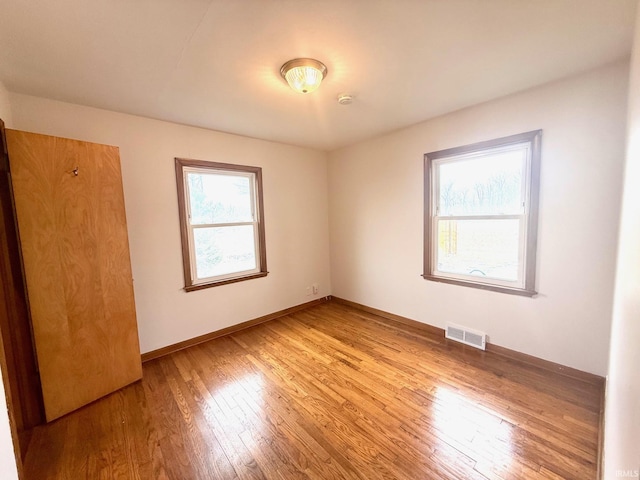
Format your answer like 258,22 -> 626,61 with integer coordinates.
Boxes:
6,130 -> 142,422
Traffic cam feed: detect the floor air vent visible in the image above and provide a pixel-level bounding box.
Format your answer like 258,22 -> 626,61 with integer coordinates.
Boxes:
445,324 -> 487,350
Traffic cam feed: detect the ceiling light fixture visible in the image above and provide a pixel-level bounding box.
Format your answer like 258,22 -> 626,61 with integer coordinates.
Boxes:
280,58 -> 327,94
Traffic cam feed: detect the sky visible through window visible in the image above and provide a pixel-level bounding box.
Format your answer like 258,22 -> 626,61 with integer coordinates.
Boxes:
438,148 -> 524,216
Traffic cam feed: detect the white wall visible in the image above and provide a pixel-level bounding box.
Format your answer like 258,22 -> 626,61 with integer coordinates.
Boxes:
0,82 -> 13,127
0,380 -> 18,480
603,7 -> 640,478
0,80 -> 20,480
9,94 -> 332,354
328,61 -> 629,376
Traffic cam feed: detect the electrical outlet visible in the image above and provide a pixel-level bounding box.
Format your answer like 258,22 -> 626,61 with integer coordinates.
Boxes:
306,286 -> 312,296
312,283 -> 319,295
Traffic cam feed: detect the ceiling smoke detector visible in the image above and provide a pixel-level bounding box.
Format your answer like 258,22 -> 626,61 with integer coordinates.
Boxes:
337,94 -> 353,105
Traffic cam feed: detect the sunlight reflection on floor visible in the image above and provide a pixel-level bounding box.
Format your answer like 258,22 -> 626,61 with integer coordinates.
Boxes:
208,372 -> 266,448
432,386 -> 516,476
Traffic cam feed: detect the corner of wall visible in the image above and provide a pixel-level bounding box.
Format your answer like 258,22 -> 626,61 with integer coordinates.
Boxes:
0,80 -> 20,480
602,5 -> 640,479
0,81 -> 14,128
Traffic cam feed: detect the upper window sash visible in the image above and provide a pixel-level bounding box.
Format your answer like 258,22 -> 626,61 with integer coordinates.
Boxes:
432,142 -> 531,218
183,167 -> 258,225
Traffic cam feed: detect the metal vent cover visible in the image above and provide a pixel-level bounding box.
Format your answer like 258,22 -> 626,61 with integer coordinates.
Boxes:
445,324 -> 486,350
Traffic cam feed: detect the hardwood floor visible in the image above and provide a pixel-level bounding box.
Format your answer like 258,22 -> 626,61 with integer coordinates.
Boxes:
23,302 -> 602,479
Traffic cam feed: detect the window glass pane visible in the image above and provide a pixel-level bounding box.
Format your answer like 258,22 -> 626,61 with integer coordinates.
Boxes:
436,219 -> 520,282
438,147 -> 525,216
188,172 -> 253,225
193,225 -> 257,279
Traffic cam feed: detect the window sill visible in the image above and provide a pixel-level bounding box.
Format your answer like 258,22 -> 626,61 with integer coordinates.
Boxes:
422,274 -> 537,297
184,271 -> 269,292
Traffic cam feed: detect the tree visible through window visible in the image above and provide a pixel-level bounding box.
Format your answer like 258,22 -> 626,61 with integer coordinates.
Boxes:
175,158 -> 267,291
423,131 -> 541,296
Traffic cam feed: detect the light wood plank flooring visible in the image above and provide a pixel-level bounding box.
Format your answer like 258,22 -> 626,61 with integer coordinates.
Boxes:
23,302 -> 602,479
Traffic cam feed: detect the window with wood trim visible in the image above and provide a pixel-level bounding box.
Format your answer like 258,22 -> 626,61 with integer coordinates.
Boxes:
423,130 -> 541,296
175,158 -> 267,291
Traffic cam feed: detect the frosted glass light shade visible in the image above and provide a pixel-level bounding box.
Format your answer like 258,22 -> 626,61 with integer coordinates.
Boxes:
280,58 -> 327,94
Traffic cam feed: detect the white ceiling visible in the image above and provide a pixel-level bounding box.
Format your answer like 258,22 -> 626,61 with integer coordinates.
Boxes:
0,0 -> 637,151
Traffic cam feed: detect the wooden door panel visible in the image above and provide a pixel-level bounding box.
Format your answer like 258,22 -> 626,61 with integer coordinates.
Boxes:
6,130 -> 142,422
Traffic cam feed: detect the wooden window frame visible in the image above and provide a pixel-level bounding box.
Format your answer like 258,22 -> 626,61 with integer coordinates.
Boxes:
175,158 -> 268,292
423,130 -> 542,297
